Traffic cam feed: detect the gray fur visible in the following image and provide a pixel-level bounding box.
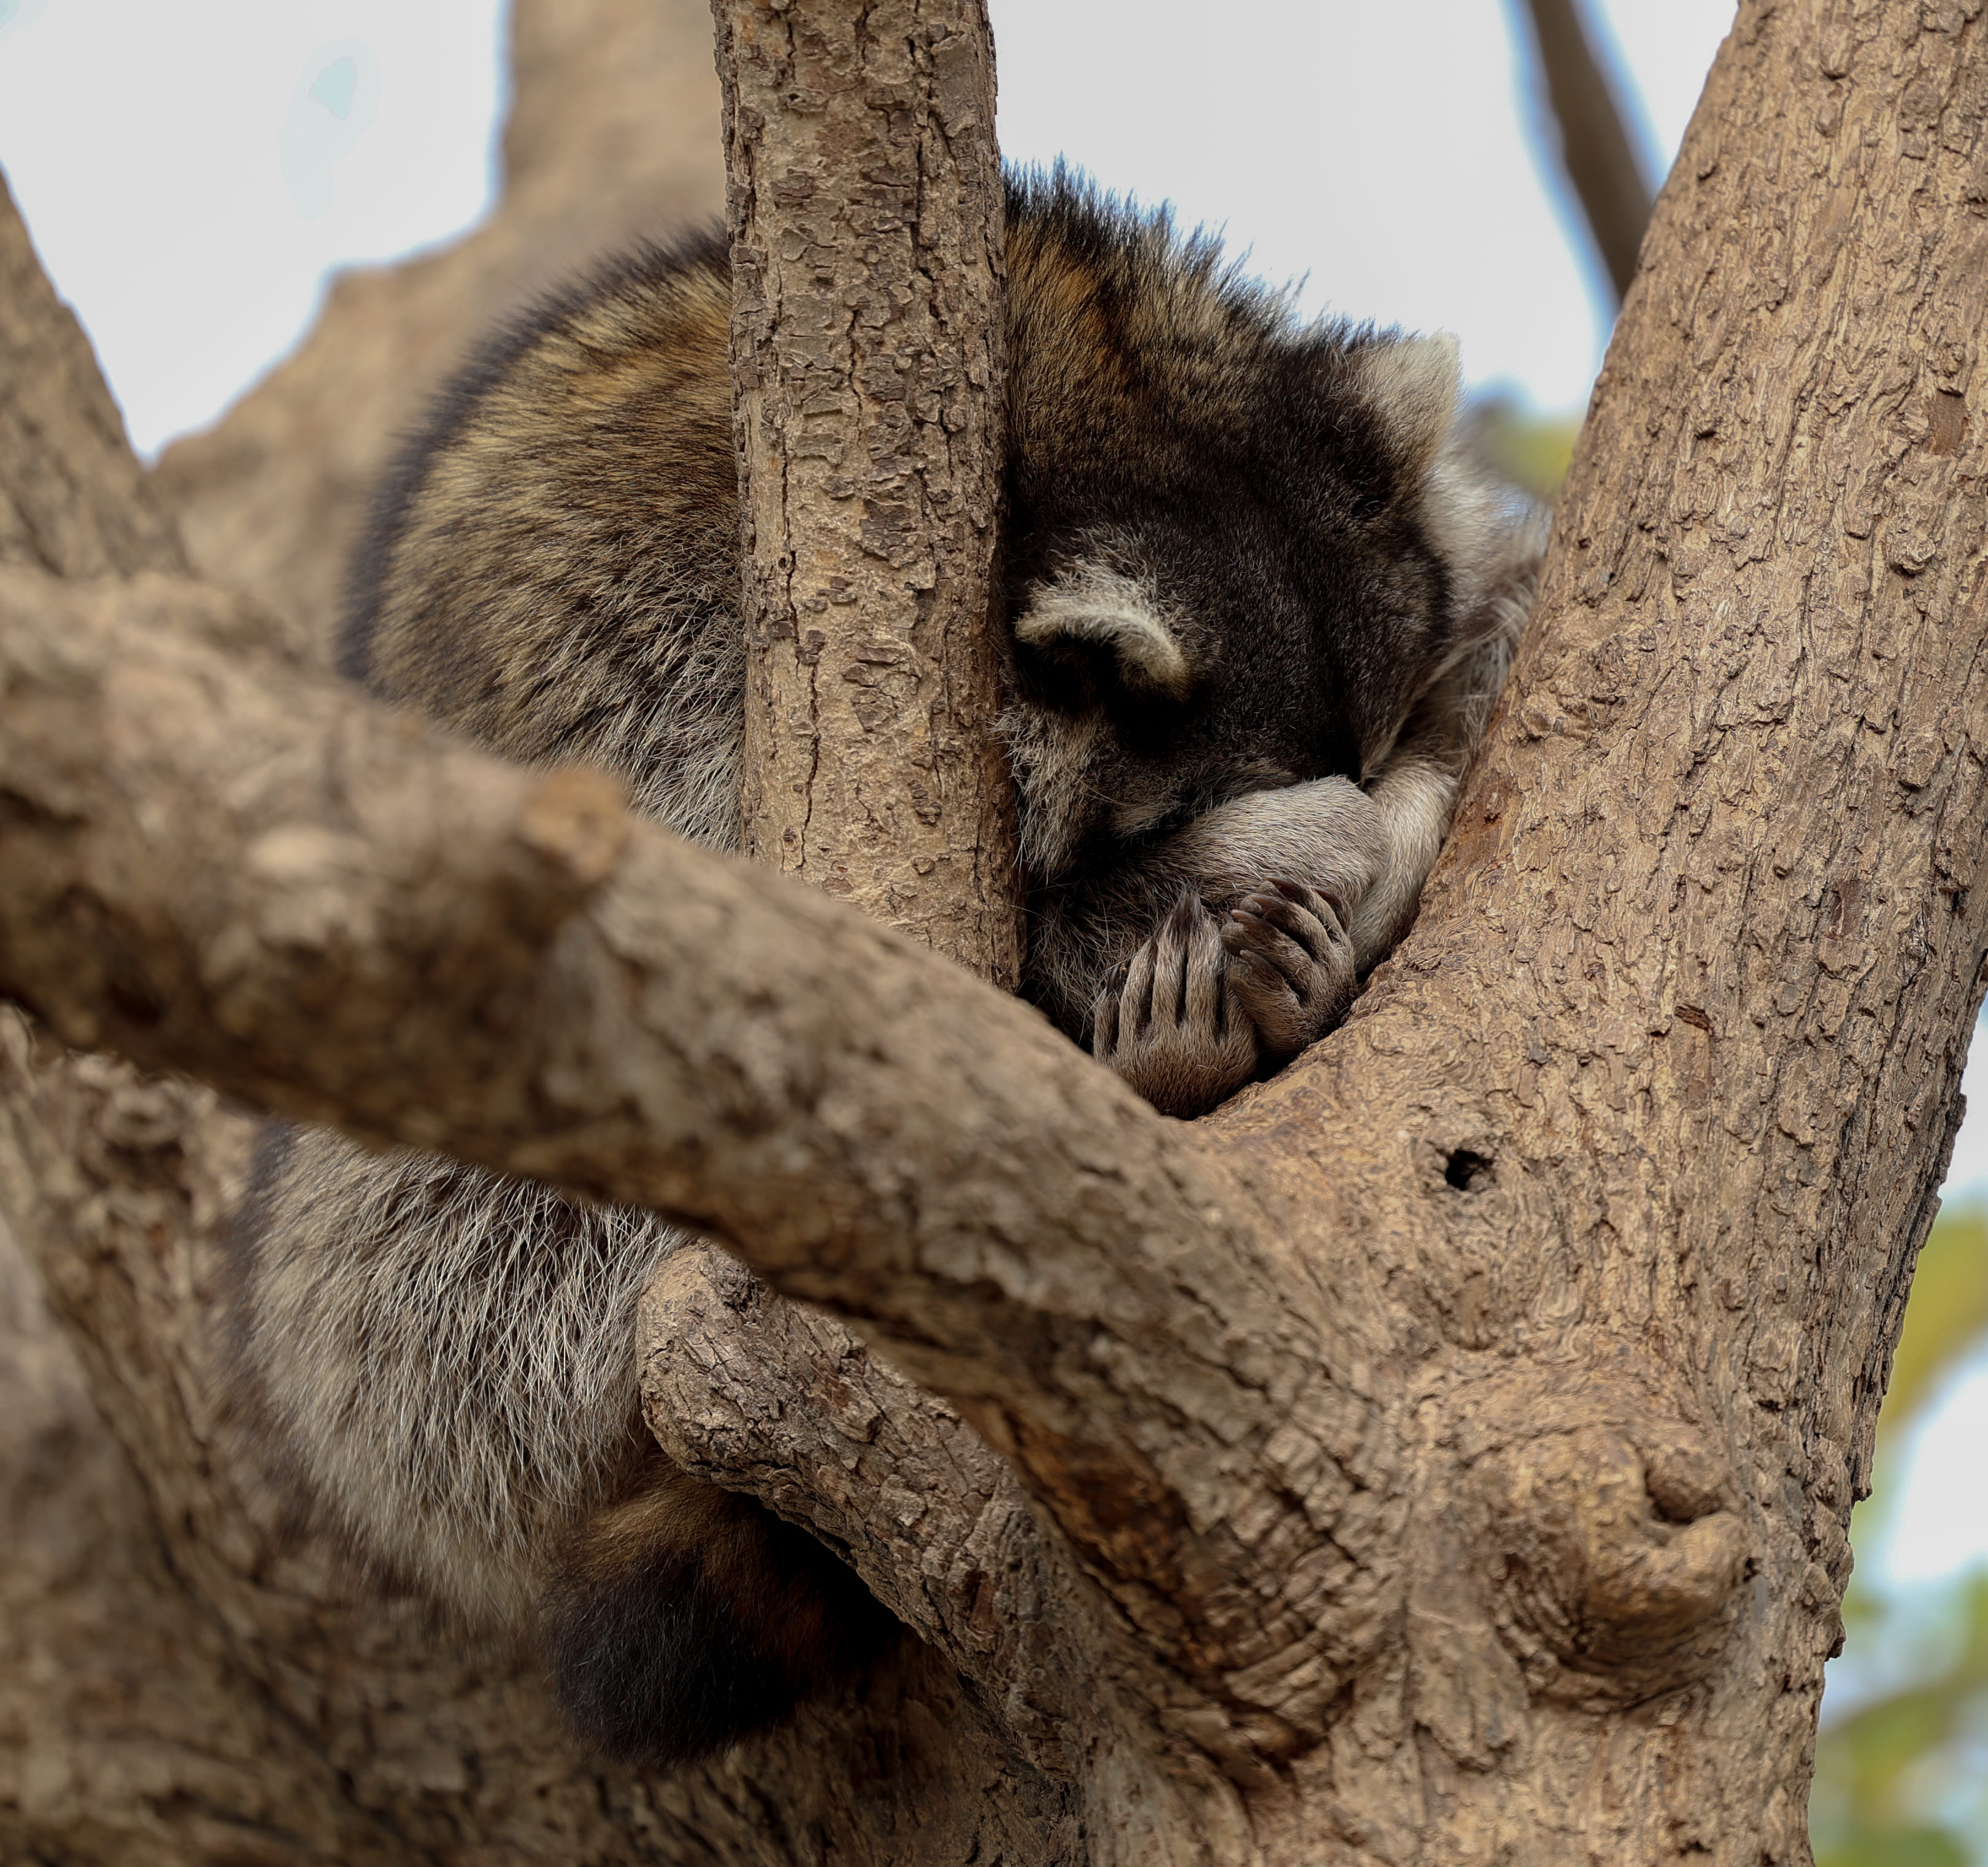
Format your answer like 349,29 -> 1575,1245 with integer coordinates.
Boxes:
239,1134 -> 665,1623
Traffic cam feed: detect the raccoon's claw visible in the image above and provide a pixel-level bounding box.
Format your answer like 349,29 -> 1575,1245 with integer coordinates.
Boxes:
1092,891 -> 1258,1118
1221,876 -> 1358,1058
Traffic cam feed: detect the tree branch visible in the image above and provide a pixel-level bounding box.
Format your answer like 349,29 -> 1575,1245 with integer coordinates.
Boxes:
718,0 -> 1019,978
2,0 -> 1986,1854
639,1238 -> 1091,1758
1516,0 -> 1656,304
685,0 -> 1038,1712
0,1011 -> 1081,1863
0,565 -> 1376,1695
0,171 -> 186,584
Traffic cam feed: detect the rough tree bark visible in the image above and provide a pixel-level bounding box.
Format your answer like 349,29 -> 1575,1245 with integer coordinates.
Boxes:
717,0 -> 1020,975
1,1 -> 1984,1864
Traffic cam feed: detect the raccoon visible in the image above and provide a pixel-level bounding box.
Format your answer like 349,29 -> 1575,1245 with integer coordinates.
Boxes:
228,169 -> 1543,1766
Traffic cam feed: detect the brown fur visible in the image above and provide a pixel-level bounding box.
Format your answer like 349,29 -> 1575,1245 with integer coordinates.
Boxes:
547,1453 -> 895,1764
349,230 -> 745,845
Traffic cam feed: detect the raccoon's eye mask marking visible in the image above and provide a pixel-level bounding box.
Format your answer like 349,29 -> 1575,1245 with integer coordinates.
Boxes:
1013,561 -> 1194,698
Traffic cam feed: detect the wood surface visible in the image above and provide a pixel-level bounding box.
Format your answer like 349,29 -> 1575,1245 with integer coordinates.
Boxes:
0,0 -> 1983,1859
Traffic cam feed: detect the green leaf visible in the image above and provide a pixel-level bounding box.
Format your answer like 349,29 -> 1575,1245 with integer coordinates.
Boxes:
1881,1209 -> 1988,1441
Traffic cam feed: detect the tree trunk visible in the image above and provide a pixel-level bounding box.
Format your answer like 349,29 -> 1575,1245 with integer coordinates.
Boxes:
0,0 -> 1983,1862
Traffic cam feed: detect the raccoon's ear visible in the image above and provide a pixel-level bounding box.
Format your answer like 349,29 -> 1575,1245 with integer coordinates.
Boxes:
1014,563 -> 1195,698
1355,332 -> 1461,476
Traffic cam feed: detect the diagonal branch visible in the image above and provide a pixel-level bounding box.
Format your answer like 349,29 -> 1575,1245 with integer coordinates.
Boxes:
6,2 -> 1986,1851
0,564 -> 1363,1673
0,136 -> 1369,1756
639,1236 -> 1087,1748
0,172 -> 186,583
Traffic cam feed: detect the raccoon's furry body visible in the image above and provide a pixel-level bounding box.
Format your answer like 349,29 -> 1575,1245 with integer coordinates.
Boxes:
229,170 -> 1542,1765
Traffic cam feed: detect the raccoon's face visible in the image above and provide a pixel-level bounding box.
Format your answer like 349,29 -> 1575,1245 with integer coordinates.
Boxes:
999,486 -> 1451,884
1000,533 -> 1352,880
996,169 -> 1514,887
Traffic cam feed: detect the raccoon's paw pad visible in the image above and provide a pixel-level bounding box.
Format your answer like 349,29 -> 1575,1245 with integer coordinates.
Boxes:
1222,877 -> 1357,1058
1092,892 -> 1258,1119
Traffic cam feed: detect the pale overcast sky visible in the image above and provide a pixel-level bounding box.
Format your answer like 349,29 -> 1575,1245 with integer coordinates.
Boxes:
1,0 -> 1984,1579
0,0 -> 1735,455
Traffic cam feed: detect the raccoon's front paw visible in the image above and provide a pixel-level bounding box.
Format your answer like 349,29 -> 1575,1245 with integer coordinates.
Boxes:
1220,878 -> 1358,1058
1092,892 -> 1259,1118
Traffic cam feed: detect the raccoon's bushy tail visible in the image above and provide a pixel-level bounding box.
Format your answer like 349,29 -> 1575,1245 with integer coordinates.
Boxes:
548,1451 -> 900,1764
226,1123 -> 899,1763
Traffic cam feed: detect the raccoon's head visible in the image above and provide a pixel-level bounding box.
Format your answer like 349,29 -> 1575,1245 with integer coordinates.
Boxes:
998,167 -> 1535,883
999,541 -> 1331,879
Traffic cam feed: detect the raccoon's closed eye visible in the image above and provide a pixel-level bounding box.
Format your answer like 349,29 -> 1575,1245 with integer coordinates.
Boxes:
1014,563 -> 1195,698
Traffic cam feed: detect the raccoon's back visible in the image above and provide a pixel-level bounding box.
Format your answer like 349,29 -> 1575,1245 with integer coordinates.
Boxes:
343,229 -> 746,845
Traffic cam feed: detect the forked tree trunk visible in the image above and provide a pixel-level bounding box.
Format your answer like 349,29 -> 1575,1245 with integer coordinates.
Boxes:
0,0 -> 1983,1862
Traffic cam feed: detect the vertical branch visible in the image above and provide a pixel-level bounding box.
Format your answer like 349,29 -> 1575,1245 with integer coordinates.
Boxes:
713,0 -> 1020,984
1516,0 -> 1657,305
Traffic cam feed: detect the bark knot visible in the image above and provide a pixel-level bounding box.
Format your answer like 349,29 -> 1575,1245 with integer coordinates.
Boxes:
1484,1413 -> 1749,1706
515,767 -> 633,892
1414,1366 -> 1753,1735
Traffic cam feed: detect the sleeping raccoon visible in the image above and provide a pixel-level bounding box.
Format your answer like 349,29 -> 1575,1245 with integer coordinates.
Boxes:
228,169 -> 1543,1766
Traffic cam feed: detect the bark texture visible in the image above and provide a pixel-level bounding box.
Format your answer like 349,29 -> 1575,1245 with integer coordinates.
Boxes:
0,1013 -> 1081,1867
0,174 -> 185,587
2,10 -> 1063,1861
718,0 -> 1019,978
0,0 -> 1984,1861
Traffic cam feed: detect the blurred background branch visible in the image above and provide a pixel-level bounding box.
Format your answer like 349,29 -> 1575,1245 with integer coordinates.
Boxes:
1815,1154 -> 1988,1867
1512,0 -> 1655,305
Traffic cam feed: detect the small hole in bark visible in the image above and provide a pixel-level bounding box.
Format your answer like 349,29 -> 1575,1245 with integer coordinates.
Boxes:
1444,1148 -> 1495,1192
1927,389 -> 1968,457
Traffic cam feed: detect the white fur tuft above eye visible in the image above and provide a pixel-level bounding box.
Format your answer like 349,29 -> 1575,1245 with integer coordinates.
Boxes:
1356,331 -> 1461,472
1014,564 -> 1193,697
